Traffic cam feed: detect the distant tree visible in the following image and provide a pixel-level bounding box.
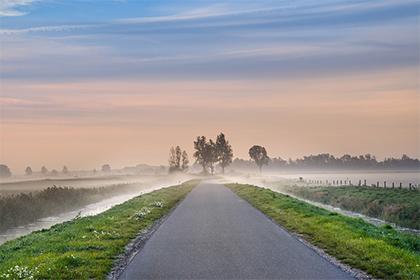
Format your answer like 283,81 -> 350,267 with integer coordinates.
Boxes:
41,166 -> 48,175
181,150 -> 189,171
215,133 -> 233,174
62,166 -> 69,174
0,164 -> 12,178
101,164 -> 111,173
51,169 -> 59,176
169,146 -> 189,173
249,145 -> 269,173
25,166 -> 33,176
193,136 -> 217,174
169,146 -> 183,173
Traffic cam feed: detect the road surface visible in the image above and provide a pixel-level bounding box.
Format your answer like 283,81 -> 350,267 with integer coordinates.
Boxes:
120,182 -> 353,279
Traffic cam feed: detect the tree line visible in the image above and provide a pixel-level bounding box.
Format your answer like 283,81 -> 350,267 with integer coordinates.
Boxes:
232,153 -> 420,170
0,164 -> 115,178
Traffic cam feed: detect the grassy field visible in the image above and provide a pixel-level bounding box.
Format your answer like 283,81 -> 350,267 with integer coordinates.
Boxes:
0,180 -> 198,280
285,185 -> 420,229
227,183 -> 420,280
0,184 -> 141,231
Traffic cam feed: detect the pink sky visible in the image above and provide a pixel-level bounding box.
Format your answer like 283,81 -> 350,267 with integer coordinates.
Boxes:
1,67 -> 418,172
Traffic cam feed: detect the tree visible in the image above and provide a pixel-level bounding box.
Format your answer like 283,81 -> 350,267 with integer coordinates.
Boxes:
249,145 -> 269,173
62,166 -> 69,174
181,150 -> 189,171
51,169 -> 59,176
0,164 -> 12,178
25,166 -> 33,176
101,164 -> 111,173
215,133 -> 233,174
41,166 -> 48,175
169,146 -> 183,173
193,136 -> 217,174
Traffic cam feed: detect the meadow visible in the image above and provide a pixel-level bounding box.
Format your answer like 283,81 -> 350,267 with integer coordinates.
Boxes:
0,184 -> 139,231
227,183 -> 420,280
285,185 -> 420,229
0,180 -> 198,279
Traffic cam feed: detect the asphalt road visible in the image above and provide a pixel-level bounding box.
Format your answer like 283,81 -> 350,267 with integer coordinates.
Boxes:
120,182 -> 354,279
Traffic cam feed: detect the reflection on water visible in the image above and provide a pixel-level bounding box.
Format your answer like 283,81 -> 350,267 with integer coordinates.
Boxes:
0,178 -> 190,245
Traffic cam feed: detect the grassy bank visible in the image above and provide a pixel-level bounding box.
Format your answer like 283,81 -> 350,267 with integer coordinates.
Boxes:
0,184 -> 143,231
286,185 -> 420,229
0,180 -> 198,279
227,184 -> 420,280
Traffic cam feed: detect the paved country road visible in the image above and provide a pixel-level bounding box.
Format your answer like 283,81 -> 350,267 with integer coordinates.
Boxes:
120,182 -> 354,279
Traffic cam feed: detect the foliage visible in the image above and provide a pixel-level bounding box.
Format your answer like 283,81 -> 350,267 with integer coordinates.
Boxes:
215,133 -> 233,174
193,136 -> 217,174
0,185 -> 139,231
227,183 -> 420,280
248,145 -> 269,172
232,153 -> 420,170
286,186 -> 420,229
168,146 -> 189,173
0,180 -> 198,280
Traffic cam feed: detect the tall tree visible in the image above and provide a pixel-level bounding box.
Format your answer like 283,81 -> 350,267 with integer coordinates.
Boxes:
0,164 -> 12,178
194,136 -> 208,174
169,146 -> 189,173
215,133 -> 233,174
249,145 -> 269,173
25,166 -> 33,176
193,136 -> 217,174
168,146 -> 178,172
62,166 -> 69,174
169,146 -> 183,172
181,150 -> 189,171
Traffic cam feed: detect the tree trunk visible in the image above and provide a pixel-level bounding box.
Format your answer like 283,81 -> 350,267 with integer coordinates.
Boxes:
222,166 -> 225,174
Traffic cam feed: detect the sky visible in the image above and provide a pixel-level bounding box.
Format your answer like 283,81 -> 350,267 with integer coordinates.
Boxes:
0,0 -> 419,173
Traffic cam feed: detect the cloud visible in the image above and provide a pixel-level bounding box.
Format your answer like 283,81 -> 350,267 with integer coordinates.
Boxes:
0,24 -> 102,35
0,0 -> 37,16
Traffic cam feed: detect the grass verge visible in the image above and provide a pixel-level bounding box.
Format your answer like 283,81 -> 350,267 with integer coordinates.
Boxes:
285,185 -> 419,229
0,180 -> 198,279
227,183 -> 420,280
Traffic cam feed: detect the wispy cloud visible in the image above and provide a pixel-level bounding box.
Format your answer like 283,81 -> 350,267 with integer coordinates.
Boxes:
0,0 -> 37,16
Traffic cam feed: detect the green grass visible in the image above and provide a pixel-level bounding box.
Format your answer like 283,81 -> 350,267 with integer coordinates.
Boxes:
0,180 -> 198,280
286,185 -> 420,229
227,183 -> 420,280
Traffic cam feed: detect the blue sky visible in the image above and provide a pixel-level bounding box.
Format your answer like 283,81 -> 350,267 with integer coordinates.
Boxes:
1,0 -> 418,81
0,0 -> 419,170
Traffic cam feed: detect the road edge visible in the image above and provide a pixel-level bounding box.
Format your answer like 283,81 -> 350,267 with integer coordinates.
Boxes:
224,184 -> 373,280
107,187 -> 194,280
